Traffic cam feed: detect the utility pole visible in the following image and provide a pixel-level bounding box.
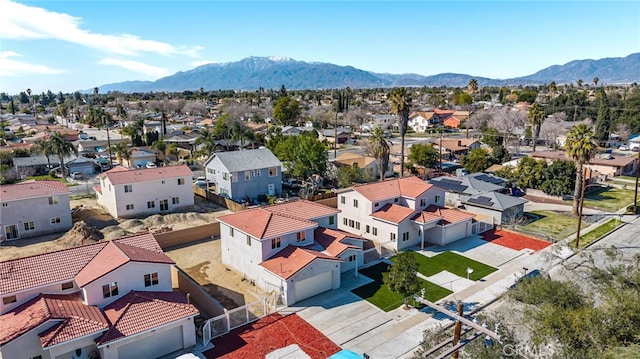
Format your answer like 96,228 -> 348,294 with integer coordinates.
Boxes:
451,301 -> 464,359
439,131 -> 444,173
634,149 -> 640,214
575,167 -> 589,248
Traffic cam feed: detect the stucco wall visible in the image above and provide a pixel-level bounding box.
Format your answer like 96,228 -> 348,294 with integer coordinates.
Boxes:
0,193 -> 72,240
155,223 -> 220,250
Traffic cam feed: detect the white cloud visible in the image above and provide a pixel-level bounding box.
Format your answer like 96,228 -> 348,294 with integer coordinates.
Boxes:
0,51 -> 64,76
0,0 -> 202,58
99,58 -> 170,78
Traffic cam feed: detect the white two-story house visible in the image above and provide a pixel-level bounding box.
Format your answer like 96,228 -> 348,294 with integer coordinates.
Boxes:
0,232 -> 199,359
0,181 -> 72,241
218,200 -> 366,306
337,176 -> 476,250
95,165 -> 194,218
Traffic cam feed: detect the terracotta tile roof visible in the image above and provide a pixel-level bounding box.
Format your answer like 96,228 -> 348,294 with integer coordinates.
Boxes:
411,211 -> 442,224
0,293 -> 108,347
530,151 -> 637,167
335,153 -> 376,169
100,164 -> 192,185
371,204 -> 416,224
410,111 -> 436,120
96,291 -> 198,346
350,176 -> 432,201
423,205 -> 475,225
0,233 -> 164,295
0,180 -> 71,202
265,200 -> 340,221
260,245 -> 342,279
75,241 -> 174,287
439,139 -> 480,152
313,227 -> 362,257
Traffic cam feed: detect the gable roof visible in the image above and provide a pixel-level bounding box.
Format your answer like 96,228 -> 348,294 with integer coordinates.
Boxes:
0,233 -> 164,296
429,173 -> 505,195
371,203 -> 416,224
0,180 -> 71,202
98,165 -> 192,185
530,151 -> 637,168
335,153 -> 376,169
410,111 -> 436,121
423,205 -> 475,225
462,191 -> 527,211
349,176 -> 433,201
439,138 -> 480,152
312,227 -> 362,257
265,200 -> 340,221
0,293 -> 109,347
204,148 -> 282,173
259,245 -> 342,279
96,291 -> 198,346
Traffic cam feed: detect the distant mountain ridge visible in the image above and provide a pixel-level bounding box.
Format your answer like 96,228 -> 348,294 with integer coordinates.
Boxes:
97,53 -> 640,93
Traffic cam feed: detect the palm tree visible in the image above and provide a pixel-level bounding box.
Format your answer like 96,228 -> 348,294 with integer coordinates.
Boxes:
593,77 -> 599,88
152,139 -> 168,165
565,124 -> 597,216
111,141 -> 130,166
48,132 -> 77,178
34,139 -> 55,170
468,79 -> 478,94
528,103 -> 545,152
369,127 -> 390,181
194,128 -> 217,158
389,87 -> 412,177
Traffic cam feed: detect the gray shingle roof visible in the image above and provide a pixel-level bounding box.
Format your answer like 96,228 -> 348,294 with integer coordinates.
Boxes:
463,191 -> 527,211
206,148 -> 282,172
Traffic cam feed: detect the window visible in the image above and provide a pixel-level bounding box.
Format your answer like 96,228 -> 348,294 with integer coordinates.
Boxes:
329,216 -> 334,225
341,196 -> 346,204
297,231 -> 306,242
2,295 -> 16,305
271,237 -> 281,249
232,173 -> 238,182
161,180 -> 165,184
435,195 -> 441,204
353,199 -> 358,208
1,203 -> 7,207
178,178 -> 185,185
124,185 -> 132,193
348,219 -> 354,228
30,355 -> 42,359
348,255 -> 356,262
355,222 -> 360,230
144,273 -> 159,287
61,282 -> 74,290
366,225 -> 370,233
48,196 -> 59,205
254,169 -> 261,176
372,227 -> 378,236
223,172 -> 230,181
402,232 -> 410,241
102,282 -> 119,298
159,199 -> 168,211
126,204 -> 134,210
246,235 -> 251,246
394,198 -> 399,203
420,198 -> 426,207
374,202 -> 379,207
245,171 -> 251,180
172,197 -> 180,205
23,221 -> 35,231
268,167 -> 277,177
207,168 -> 214,174
343,218 -> 348,225
5,225 -> 18,239
50,217 -> 61,224
390,233 -> 396,242
230,228 -> 235,237
147,201 -> 155,209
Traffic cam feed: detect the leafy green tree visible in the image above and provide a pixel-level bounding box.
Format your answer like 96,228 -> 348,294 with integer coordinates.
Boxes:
152,139 -> 167,165
594,89 -> 611,145
515,156 -> 547,190
461,148 -> 492,173
389,87 -> 412,177
451,90 -> 472,105
491,144 -> 511,163
273,133 -> 328,178
517,88 -> 538,104
540,160 -> 576,196
408,143 -> 438,169
528,103 -> 545,152
482,128 -> 503,148
368,127 -> 390,181
336,164 -> 365,188
273,96 -> 301,126
194,128 -> 217,158
565,124 -> 597,216
383,252 -> 420,309
111,141 -> 130,165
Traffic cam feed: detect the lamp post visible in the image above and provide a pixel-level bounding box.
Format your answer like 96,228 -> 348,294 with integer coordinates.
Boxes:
466,267 -> 474,280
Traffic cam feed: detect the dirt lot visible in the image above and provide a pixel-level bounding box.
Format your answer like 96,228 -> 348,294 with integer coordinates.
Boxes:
166,239 -> 267,309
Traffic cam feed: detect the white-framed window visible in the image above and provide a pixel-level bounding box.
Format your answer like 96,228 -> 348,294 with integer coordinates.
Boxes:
207,168 -> 214,174
1,203 -> 7,207
161,180 -> 165,184
349,219 -> 354,228
147,201 -> 155,208
246,235 -> 251,246
341,196 -> 345,204
271,237 -> 281,249
230,228 -> 234,237
355,222 -> 360,230
420,198 -> 426,207
245,171 -> 251,180
365,225 -> 370,233
124,185 -> 133,193
353,199 -> 358,208
172,197 -> 180,205
372,227 -> 378,236
343,217 -> 348,225
232,173 -> 238,182
223,172 -> 230,181
144,272 -> 159,287
178,178 -> 185,185
268,167 -> 277,177
50,217 -> 61,224
3,295 -> 17,305
5,225 -> 18,239
61,281 -> 74,290
390,233 -> 396,242
126,204 -> 134,210
23,221 -> 35,231
48,196 -> 59,205
102,282 -> 119,298
254,169 -> 261,176
435,195 -> 441,204
402,232 -> 409,241
348,255 -> 356,262
297,231 -> 306,242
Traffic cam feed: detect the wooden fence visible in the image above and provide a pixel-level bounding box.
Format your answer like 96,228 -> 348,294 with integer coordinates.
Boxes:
193,186 -> 247,212
155,223 -> 220,250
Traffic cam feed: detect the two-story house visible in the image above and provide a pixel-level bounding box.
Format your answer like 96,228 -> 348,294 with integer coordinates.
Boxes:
95,165 -> 194,219
203,148 -> 283,202
0,232 -> 199,359
408,111 -> 440,133
0,181 -> 72,241
337,176 -> 476,250
217,200 -> 365,306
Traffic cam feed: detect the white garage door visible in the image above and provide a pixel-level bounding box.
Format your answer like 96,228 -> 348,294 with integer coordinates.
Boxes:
294,271 -> 332,303
117,325 -> 183,359
445,222 -> 468,245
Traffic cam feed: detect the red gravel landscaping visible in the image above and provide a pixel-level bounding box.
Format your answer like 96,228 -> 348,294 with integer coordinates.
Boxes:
203,313 -> 341,359
481,229 -> 552,251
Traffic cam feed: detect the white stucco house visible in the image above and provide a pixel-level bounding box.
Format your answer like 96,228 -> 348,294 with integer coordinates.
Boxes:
217,200 -> 366,306
408,111 -> 440,133
0,180 -> 72,241
337,176 -> 477,250
95,165 -> 194,218
0,232 -> 199,359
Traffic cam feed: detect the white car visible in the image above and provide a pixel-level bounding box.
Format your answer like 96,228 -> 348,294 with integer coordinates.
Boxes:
619,145 -> 629,151
145,162 -> 157,168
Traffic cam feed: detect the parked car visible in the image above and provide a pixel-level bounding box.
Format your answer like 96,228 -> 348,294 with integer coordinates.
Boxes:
146,162 -> 157,169
282,178 -> 300,188
619,145 -> 629,151
70,172 -> 83,180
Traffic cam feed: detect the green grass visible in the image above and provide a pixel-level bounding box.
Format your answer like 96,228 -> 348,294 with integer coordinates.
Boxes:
395,251 -> 497,281
573,187 -> 635,212
351,262 -> 452,312
570,219 -> 624,249
27,175 -> 76,186
617,175 -> 638,182
523,210 -> 578,240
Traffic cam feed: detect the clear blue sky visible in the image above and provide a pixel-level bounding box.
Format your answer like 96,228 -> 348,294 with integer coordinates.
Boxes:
1,0 -> 639,94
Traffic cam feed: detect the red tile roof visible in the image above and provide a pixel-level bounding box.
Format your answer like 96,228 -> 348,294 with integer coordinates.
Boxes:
96,291 -> 198,346
260,245 -> 342,279
0,180 -> 71,202
411,211 -> 442,224
0,293 -> 108,347
313,228 -> 362,257
100,164 -> 192,185
423,205 -> 475,225
371,204 -> 416,224
0,233 -> 164,295
350,176 -> 433,201
265,200 -> 340,221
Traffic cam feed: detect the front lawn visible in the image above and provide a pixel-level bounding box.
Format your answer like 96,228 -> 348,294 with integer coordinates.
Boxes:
27,175 -> 73,186
522,210 -> 578,241
570,218 -> 624,249
572,187 -> 635,212
352,262 -> 451,312
394,251 -> 497,281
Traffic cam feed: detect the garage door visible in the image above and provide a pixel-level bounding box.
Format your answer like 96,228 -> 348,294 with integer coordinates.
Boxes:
117,325 -> 183,359
445,222 -> 468,245
294,271 -> 332,303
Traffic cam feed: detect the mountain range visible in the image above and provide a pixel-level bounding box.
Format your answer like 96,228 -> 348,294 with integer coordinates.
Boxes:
98,53 -> 640,93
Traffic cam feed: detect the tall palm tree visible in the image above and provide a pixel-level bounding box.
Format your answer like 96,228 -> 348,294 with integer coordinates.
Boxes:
389,87 -> 412,177
528,103 -> 545,152
565,124 -> 597,216
48,132 -> 77,178
593,77 -> 599,88
111,141 -> 130,166
34,139 -> 54,170
194,128 -> 217,158
468,79 -> 478,94
369,127 -> 390,181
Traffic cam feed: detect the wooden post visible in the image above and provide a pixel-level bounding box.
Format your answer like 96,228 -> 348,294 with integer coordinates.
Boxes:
634,149 -> 640,214
452,301 -> 463,359
575,167 -> 588,248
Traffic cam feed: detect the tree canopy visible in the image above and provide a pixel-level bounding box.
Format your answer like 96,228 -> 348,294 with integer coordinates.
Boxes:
272,132 -> 327,178
408,143 -> 438,168
383,252 -> 420,308
273,96 -> 301,126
